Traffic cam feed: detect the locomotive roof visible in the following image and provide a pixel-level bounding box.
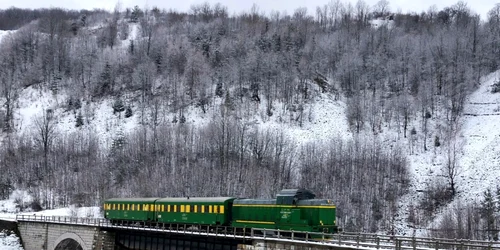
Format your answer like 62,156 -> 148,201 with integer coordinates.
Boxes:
277,188 -> 316,199
234,199 -> 276,204
105,198 -> 160,202
156,197 -> 236,203
234,198 -> 335,206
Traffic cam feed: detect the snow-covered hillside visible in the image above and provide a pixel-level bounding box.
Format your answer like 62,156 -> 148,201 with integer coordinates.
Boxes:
393,70 -> 500,236
1,18 -> 500,242
457,72 -> 500,200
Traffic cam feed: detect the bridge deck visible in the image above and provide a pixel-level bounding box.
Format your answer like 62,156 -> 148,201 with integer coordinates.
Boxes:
15,215 -> 500,250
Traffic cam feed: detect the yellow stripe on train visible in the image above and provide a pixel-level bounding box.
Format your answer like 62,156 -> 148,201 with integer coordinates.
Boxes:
235,220 -> 276,225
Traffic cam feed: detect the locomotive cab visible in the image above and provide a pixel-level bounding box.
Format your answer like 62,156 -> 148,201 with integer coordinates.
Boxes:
231,189 -> 338,234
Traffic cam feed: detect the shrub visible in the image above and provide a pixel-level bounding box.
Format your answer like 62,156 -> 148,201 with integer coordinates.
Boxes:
75,112 -> 84,127
125,106 -> 133,118
434,136 -> 441,147
411,127 -> 417,135
112,98 -> 125,114
419,182 -> 453,215
29,199 -> 43,212
491,80 -> 500,93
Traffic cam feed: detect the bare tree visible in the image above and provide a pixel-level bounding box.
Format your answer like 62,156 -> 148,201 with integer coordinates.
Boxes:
33,109 -> 57,177
372,0 -> 391,17
444,133 -> 462,197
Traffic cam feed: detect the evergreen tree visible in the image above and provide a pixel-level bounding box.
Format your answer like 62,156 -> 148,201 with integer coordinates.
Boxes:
480,189 -> 497,240
75,112 -> 84,127
130,6 -> 143,23
97,63 -> 113,97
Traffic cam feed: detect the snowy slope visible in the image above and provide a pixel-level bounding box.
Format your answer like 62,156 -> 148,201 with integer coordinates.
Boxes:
457,72 -> 500,200
394,70 -> 500,236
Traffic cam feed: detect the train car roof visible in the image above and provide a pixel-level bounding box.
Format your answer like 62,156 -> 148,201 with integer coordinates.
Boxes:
105,198 -> 160,202
156,197 -> 236,203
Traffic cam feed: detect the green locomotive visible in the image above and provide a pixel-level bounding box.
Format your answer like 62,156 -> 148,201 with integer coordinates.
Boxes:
103,189 -> 337,234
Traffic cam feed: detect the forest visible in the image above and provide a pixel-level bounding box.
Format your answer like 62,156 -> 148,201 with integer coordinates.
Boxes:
0,0 -> 500,240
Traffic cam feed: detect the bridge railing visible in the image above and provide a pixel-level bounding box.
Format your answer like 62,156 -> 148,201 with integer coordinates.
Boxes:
16,214 -> 104,226
329,232 -> 500,250
16,215 -> 500,249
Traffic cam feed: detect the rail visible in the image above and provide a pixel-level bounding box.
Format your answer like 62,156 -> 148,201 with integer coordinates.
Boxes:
15,215 -> 500,249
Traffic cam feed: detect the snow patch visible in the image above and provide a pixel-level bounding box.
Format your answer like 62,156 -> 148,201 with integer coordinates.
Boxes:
0,232 -> 22,250
370,18 -> 395,29
0,30 -> 14,44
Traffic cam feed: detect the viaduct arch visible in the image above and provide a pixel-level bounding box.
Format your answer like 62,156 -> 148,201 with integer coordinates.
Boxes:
53,232 -> 86,250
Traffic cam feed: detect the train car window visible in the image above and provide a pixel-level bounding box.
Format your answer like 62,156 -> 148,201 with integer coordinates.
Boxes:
180,205 -> 185,213
201,205 -> 205,213
143,204 -> 148,211
174,205 -> 177,212
220,205 -> 224,214
127,204 -> 130,211
161,205 -> 165,212
151,204 -> 155,211
194,205 -> 198,213
167,205 -> 171,212
112,204 -> 115,210
186,205 -> 190,213
132,204 -> 135,211
214,205 -> 218,214
209,205 -> 213,213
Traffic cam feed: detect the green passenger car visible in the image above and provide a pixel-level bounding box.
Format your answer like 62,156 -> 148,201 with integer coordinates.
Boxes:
231,189 -> 337,233
104,198 -> 159,222
154,197 -> 236,225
